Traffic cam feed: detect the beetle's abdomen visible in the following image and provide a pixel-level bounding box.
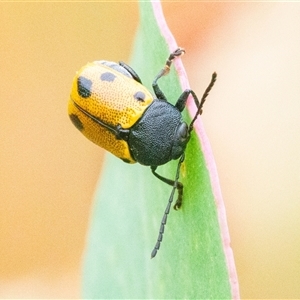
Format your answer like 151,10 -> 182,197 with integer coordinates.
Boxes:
68,61 -> 153,163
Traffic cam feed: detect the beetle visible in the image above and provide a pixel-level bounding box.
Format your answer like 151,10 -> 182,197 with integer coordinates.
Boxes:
68,48 -> 217,258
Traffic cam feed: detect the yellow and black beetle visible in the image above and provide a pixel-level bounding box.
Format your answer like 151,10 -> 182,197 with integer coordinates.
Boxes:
68,48 -> 217,258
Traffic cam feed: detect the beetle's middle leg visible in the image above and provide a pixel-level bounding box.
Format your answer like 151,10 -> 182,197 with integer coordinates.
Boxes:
150,154 -> 185,210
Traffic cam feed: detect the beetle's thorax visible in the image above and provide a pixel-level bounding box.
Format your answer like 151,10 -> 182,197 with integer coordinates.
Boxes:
127,99 -> 189,166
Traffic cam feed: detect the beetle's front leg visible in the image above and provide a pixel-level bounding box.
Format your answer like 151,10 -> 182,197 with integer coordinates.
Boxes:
175,73 -> 217,133
152,48 -> 185,101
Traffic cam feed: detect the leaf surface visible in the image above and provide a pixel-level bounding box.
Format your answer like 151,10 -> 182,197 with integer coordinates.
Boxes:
82,2 -> 239,299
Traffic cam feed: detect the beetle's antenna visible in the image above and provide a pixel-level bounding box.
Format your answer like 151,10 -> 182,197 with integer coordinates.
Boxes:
151,154 -> 185,259
189,72 -> 217,131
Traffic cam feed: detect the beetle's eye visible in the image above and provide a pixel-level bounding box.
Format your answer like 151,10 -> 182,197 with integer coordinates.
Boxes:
177,123 -> 188,139
171,122 -> 190,160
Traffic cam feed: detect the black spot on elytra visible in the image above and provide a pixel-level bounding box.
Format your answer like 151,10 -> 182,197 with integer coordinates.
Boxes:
100,72 -> 116,82
77,76 -> 92,98
133,91 -> 145,102
69,114 -> 84,131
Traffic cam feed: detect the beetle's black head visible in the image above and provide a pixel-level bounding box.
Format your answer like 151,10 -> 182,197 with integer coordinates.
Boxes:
128,100 -> 190,166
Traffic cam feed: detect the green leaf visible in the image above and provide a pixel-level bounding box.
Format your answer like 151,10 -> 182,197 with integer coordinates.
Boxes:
82,1 -> 239,299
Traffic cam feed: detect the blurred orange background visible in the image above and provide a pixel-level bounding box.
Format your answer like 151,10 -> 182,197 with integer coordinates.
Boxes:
1,2 -> 300,298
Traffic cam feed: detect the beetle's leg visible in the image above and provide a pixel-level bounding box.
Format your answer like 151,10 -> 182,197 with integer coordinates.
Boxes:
176,73 -> 217,115
150,154 -> 185,258
151,166 -> 183,210
174,89 -> 193,112
152,48 -> 185,101
151,153 -> 185,210
177,73 -> 217,133
119,61 -> 143,84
